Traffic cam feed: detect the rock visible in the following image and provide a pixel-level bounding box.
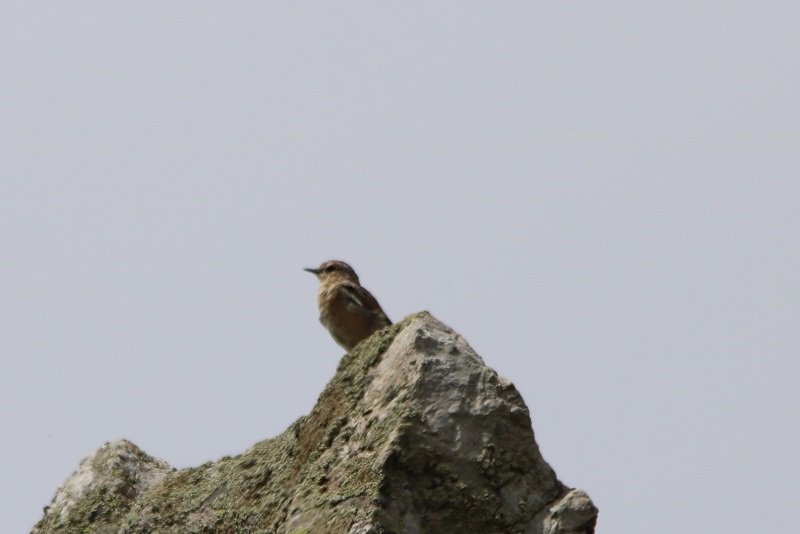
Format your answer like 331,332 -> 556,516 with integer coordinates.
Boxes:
33,440 -> 172,533
540,489 -> 598,534
33,312 -> 597,533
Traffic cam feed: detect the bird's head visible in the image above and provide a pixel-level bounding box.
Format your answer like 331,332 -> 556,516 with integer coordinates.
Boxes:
304,260 -> 360,284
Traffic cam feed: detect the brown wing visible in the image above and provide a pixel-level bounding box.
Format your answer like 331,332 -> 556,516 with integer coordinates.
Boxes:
339,282 -> 392,326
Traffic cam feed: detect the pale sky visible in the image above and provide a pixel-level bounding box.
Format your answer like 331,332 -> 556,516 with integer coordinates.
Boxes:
2,3 -> 798,533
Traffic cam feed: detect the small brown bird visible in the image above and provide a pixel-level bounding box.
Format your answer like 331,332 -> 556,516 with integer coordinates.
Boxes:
304,260 -> 392,350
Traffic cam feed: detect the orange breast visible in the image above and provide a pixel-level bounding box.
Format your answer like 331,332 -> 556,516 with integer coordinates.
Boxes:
318,286 -> 381,349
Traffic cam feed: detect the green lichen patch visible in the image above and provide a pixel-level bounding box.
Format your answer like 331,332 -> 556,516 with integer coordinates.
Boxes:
33,440 -> 172,534
45,317 -> 413,534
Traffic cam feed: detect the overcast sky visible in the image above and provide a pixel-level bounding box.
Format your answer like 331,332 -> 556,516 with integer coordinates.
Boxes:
2,3 -> 798,533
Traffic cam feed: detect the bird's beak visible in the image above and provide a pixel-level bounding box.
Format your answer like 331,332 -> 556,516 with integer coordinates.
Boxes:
303,267 -> 320,276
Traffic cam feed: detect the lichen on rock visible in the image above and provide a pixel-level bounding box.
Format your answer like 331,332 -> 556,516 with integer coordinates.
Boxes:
34,312 -> 597,533
33,439 -> 172,533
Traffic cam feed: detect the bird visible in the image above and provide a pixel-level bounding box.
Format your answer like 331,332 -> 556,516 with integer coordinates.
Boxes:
304,260 -> 392,350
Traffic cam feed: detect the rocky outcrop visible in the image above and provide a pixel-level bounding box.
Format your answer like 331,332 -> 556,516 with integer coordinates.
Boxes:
34,312 -> 597,533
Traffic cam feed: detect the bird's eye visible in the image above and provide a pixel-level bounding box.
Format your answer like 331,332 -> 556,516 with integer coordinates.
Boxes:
324,265 -> 336,272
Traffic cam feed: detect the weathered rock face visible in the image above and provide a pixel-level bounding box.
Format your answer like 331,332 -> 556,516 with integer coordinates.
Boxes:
34,312 -> 597,533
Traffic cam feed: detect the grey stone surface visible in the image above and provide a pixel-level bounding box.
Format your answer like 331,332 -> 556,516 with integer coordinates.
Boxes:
540,489 -> 598,534
33,440 -> 172,533
33,312 -> 597,533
